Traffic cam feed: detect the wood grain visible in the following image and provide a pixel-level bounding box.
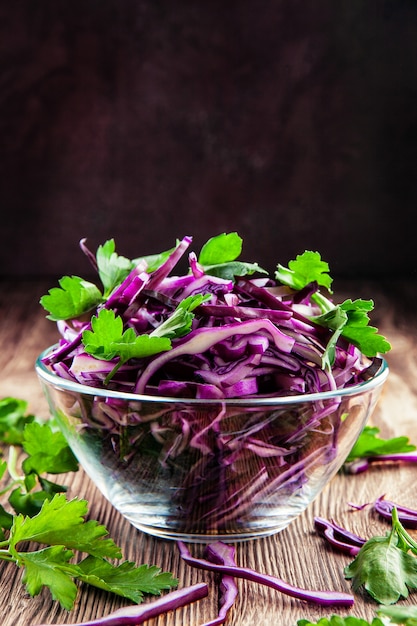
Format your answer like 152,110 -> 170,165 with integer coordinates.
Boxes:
1,280 -> 416,626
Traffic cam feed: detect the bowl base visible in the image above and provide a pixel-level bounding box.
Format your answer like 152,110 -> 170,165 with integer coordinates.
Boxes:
124,518 -> 293,543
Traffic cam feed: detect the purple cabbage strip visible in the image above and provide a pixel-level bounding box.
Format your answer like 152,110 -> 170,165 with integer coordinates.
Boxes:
374,495 -> 417,529
134,319 -> 296,393
314,517 -> 366,556
30,582 -> 209,626
145,236 -> 192,291
344,452 -> 417,474
177,541 -> 354,607
200,542 -> 239,626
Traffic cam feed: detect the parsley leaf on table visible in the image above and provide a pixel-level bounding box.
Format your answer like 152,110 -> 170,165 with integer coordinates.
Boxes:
9,494 -> 121,559
297,617 -> 386,625
0,493 -> 177,609
344,508 -> 417,604
0,397 -> 36,445
76,556 -> 177,603
21,422 -> 79,476
0,401 -> 178,610
378,604 -> 417,624
0,405 -> 78,519
19,545 -> 80,610
346,425 -> 416,464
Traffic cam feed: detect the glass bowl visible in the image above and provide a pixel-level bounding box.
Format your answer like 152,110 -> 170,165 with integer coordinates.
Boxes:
36,349 -> 388,543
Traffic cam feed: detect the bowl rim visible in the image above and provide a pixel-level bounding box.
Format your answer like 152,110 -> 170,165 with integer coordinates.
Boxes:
35,345 -> 389,407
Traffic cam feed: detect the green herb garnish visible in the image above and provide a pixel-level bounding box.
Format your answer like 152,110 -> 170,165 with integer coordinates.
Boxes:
344,508 -> 417,605
0,398 -> 177,610
275,250 -> 391,366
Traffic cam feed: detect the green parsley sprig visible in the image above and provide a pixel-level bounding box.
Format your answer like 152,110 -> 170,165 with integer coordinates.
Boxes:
0,494 -> 176,610
297,616 -> 387,625
0,398 -> 177,610
344,507 -> 417,605
198,232 -> 267,280
345,426 -> 416,465
275,251 -> 391,367
82,293 -> 208,383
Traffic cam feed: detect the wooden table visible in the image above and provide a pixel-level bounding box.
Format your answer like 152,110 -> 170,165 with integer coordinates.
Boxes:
1,279 -> 417,626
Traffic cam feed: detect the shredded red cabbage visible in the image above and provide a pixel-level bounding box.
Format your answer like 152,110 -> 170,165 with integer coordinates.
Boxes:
199,541 -> 238,625
31,582 -> 209,625
314,517 -> 366,556
178,541 -> 354,607
43,236 -> 376,398
38,237 -> 387,538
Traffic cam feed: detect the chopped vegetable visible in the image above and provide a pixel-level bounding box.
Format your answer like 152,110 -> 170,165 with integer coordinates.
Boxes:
31,582 -> 208,625
374,496 -> 417,529
347,496 -> 417,531
200,541 -> 238,625
314,517 -> 366,556
178,541 -> 354,607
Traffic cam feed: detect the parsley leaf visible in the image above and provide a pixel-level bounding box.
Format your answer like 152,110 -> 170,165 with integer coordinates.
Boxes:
0,397 -> 35,445
198,232 -> 267,279
10,498 -> 177,610
275,250 -> 333,292
198,232 -> 243,265
275,251 -> 391,364
19,545 -> 79,610
40,275 -> 102,321
96,239 -> 133,297
346,426 -> 416,463
318,299 -> 391,358
8,487 -> 62,517
76,556 -> 177,603
82,309 -> 171,363
378,604 -> 417,624
0,492 -> 177,610
297,617 -> 386,625
21,422 -> 79,476
0,417 -> 78,519
344,508 -> 417,604
82,295 -> 206,382
9,494 -> 121,559
150,294 -> 208,339
0,401 -> 177,610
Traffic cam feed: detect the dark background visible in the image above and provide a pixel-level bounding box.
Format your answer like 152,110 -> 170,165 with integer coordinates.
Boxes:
1,1 -> 416,280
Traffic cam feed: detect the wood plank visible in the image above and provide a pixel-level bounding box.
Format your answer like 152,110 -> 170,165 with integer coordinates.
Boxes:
0,280 -> 416,625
